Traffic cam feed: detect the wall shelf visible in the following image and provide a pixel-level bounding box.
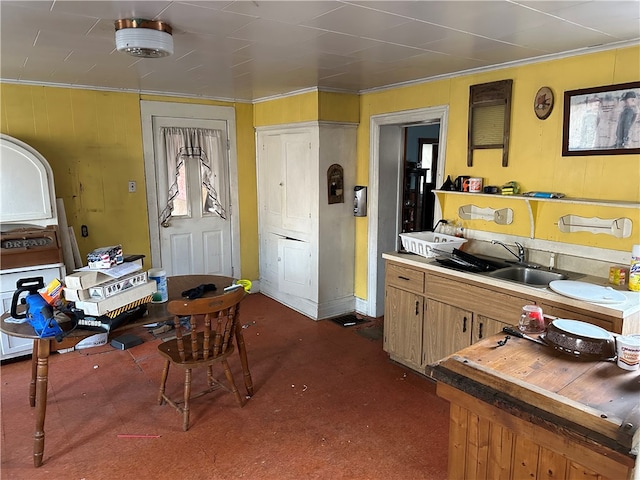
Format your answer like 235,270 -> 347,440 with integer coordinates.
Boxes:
435,190 -> 639,239
435,191 -> 640,209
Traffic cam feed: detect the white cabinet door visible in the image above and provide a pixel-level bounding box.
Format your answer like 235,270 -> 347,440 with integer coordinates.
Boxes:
281,133 -> 312,234
277,237 -> 312,299
259,131 -> 312,236
261,134 -> 285,231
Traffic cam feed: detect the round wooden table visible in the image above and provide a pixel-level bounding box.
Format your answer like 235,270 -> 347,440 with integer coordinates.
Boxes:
1,274 -> 253,467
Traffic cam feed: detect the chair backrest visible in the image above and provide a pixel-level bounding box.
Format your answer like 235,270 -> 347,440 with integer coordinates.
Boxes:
166,287 -> 244,362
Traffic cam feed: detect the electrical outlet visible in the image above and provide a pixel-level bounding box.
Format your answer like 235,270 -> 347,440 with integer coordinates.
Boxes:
128,181 -> 136,193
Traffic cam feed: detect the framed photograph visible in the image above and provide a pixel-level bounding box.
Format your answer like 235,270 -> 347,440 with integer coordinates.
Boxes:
562,81 -> 640,156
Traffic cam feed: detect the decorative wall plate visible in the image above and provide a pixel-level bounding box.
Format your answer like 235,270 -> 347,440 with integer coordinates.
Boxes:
534,86 -> 554,119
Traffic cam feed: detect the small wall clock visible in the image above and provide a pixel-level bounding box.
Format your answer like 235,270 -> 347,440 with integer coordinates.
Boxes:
534,87 -> 554,120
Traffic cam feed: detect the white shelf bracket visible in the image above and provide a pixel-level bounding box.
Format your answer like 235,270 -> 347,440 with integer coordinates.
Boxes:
458,204 -> 513,225
557,215 -> 633,238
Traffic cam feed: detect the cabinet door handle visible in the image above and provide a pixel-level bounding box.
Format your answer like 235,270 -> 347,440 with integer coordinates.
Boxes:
415,300 -> 420,315
463,316 -> 467,333
478,322 -> 483,339
398,276 -> 410,281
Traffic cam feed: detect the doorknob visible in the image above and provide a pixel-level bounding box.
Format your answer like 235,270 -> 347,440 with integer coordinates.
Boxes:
161,221 -> 171,228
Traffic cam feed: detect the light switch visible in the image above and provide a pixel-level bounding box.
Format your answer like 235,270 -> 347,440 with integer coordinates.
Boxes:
128,181 -> 136,193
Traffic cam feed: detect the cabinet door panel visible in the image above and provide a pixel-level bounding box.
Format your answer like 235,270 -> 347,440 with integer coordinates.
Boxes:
277,237 -> 312,299
424,300 -> 471,365
282,133 -> 312,234
260,134 -> 284,230
384,286 -> 423,368
474,315 -> 510,344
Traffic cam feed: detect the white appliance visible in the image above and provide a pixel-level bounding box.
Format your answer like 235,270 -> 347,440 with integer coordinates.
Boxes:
0,134 -> 65,360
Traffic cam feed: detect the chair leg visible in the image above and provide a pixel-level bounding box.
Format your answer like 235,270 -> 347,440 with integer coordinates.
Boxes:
183,368 -> 192,431
158,360 -> 170,405
222,360 -> 244,407
207,365 -> 214,387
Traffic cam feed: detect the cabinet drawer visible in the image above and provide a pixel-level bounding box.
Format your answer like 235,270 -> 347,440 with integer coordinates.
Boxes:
386,263 -> 425,294
1,266 -> 63,294
539,304 -> 616,333
427,273 -> 534,325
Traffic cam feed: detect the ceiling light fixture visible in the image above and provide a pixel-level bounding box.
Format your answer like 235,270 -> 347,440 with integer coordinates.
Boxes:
115,19 -> 173,58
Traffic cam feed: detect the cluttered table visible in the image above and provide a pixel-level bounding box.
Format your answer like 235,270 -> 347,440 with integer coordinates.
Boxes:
0,274 -> 253,467
429,333 -> 639,479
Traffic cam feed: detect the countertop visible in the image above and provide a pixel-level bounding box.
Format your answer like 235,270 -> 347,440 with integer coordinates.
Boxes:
429,333 -> 639,458
383,251 -> 640,321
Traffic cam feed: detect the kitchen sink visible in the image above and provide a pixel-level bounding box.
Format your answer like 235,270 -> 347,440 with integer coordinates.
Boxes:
482,266 -> 569,287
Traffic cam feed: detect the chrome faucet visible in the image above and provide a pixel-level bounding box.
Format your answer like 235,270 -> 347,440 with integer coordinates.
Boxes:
492,240 -> 525,263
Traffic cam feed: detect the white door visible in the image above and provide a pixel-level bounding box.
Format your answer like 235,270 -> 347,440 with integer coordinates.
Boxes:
141,101 -> 240,277
151,117 -> 232,276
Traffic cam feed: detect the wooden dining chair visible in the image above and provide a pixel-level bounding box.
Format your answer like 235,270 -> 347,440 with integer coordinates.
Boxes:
157,287 -> 246,431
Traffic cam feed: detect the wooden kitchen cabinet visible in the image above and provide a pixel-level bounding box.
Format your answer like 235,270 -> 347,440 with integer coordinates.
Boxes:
423,302 -> 511,365
384,262 -> 425,369
383,256 -> 637,375
384,259 -> 534,372
384,285 -> 424,370
432,336 -> 636,480
471,315 -> 511,344
423,300 -> 470,365
385,260 -> 517,370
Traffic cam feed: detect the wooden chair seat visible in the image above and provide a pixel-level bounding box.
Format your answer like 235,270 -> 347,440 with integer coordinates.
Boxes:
157,287 -> 246,431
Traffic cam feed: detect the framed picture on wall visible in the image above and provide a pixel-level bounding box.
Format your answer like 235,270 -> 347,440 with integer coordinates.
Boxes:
562,81 -> 640,156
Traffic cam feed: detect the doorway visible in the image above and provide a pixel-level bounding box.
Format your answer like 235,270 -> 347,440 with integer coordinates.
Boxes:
400,125 -> 440,239
366,106 -> 449,318
140,101 -> 241,277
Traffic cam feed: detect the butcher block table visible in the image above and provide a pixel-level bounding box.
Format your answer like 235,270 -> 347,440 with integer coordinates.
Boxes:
429,333 -> 639,480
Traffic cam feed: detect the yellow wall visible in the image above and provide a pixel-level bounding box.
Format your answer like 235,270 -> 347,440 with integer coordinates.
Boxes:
0,85 -> 259,280
253,90 -> 359,126
354,45 -> 640,298
254,91 -> 318,126
1,45 -> 638,299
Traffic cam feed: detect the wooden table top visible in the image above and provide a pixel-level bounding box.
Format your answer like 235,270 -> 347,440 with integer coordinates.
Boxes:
1,274 -> 236,340
430,334 -> 640,453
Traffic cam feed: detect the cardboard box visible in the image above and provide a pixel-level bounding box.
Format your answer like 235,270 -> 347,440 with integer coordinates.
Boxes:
87,245 -> 123,269
63,287 -> 92,302
40,278 -> 64,306
89,271 -> 147,299
75,281 -> 155,317
64,259 -> 142,289
64,270 -> 112,290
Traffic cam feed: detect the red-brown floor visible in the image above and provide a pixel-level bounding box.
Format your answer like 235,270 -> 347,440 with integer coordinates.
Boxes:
1,293 -> 449,479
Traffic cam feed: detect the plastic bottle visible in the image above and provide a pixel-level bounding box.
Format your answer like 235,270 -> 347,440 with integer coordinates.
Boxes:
629,245 -> 640,292
454,221 -> 464,238
148,268 -> 168,302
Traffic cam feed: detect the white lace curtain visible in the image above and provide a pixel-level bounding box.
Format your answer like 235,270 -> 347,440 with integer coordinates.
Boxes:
159,127 -> 227,226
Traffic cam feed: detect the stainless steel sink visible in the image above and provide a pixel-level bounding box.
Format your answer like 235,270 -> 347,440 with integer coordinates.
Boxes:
482,266 -> 569,287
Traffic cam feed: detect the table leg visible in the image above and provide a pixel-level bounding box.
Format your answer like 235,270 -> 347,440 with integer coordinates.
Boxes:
29,340 -> 38,407
234,323 -> 254,397
33,338 -> 50,468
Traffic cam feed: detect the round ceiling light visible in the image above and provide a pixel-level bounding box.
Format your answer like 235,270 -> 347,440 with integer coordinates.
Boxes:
115,19 -> 173,58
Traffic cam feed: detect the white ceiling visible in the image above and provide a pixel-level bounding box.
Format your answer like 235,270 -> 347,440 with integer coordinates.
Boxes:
1,1 -> 639,102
